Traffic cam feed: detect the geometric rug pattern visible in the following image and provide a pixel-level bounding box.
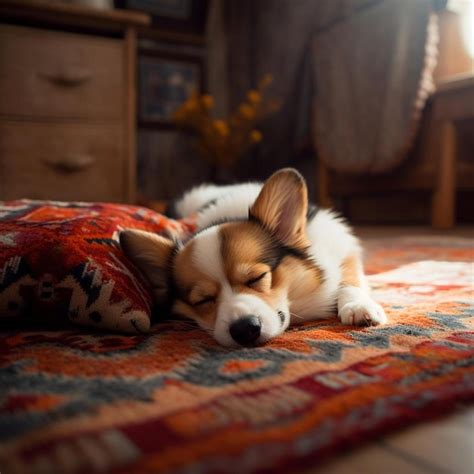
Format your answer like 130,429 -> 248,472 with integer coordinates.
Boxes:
0,235 -> 473,473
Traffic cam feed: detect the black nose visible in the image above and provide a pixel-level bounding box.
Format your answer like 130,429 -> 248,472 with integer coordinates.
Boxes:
229,315 -> 261,346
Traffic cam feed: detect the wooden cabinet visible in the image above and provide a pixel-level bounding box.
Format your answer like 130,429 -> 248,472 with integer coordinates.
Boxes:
0,121 -> 125,202
0,0 -> 150,203
0,25 -> 124,120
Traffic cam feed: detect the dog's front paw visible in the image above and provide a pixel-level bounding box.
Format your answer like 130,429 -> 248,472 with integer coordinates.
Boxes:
339,299 -> 387,326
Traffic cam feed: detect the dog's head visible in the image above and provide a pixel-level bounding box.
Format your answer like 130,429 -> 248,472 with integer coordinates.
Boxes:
121,169 -> 322,347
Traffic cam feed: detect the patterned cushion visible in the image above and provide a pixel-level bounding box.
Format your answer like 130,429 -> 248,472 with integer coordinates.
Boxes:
0,200 -> 193,333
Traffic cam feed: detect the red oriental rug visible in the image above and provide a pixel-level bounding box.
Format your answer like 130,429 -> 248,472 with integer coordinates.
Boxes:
0,235 -> 473,473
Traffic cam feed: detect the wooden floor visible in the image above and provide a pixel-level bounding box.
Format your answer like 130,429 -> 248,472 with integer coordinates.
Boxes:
309,405 -> 473,474
310,226 -> 474,474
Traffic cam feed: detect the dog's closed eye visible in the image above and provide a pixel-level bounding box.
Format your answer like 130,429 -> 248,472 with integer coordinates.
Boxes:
246,272 -> 268,287
192,295 -> 216,306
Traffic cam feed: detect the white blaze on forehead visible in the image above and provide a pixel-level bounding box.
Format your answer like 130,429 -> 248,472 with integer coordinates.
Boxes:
191,226 -> 227,282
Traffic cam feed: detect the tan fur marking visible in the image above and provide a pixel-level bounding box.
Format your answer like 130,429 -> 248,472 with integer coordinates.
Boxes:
340,253 -> 363,287
189,280 -> 218,305
282,258 -> 324,302
220,222 -> 284,308
219,221 -> 323,311
220,222 -> 274,285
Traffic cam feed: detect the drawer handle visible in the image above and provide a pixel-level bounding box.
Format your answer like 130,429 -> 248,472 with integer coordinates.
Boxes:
39,69 -> 93,87
44,155 -> 96,173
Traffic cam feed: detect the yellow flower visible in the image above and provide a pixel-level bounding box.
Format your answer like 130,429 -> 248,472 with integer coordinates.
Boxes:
201,94 -> 215,109
182,92 -> 199,111
250,129 -> 262,143
213,119 -> 229,136
247,90 -> 261,104
259,74 -> 273,88
239,104 -> 255,119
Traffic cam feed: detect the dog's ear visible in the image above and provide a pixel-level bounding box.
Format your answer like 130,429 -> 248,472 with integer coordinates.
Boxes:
120,229 -> 175,302
250,168 -> 309,248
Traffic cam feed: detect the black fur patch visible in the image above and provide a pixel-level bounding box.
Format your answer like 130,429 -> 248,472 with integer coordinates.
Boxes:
164,199 -> 179,219
198,198 -> 218,213
307,203 -> 319,221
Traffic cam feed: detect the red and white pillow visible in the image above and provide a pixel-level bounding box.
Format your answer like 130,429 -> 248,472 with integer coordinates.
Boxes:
0,200 -> 194,333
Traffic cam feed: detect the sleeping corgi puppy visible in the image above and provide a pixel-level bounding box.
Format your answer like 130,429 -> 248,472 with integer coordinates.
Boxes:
121,168 -> 387,347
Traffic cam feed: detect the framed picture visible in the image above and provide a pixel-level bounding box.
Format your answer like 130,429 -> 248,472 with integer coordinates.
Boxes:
117,0 -> 209,34
138,51 -> 204,127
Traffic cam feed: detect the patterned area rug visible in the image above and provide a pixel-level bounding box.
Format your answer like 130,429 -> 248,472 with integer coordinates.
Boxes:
1,235 -> 473,473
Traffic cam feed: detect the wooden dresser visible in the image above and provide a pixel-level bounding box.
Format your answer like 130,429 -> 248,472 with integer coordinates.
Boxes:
0,0 -> 150,203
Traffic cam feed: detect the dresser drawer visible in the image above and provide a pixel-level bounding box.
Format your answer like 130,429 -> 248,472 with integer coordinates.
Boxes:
0,25 -> 123,120
0,122 -> 125,202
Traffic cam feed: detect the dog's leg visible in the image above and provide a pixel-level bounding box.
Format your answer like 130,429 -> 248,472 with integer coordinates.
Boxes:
337,254 -> 387,326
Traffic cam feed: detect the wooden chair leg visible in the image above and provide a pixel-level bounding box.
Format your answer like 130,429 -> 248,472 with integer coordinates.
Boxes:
431,121 -> 457,229
318,159 -> 333,208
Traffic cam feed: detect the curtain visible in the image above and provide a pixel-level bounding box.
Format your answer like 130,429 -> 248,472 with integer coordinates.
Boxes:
207,0 -> 439,181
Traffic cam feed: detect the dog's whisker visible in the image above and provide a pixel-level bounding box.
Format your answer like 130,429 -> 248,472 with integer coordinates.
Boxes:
290,312 -> 304,320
